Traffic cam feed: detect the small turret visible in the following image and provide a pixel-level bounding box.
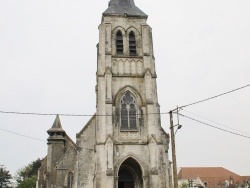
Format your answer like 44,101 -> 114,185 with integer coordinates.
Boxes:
46,115 -> 66,187
47,115 -> 65,142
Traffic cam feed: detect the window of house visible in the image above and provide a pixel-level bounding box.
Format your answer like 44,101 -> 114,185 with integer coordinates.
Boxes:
129,31 -> 136,55
67,172 -> 73,188
120,91 -> 137,130
116,31 -> 123,54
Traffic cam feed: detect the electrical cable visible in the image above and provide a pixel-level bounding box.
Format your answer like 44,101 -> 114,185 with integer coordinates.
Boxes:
179,83 -> 250,109
0,111 -> 98,117
0,128 -> 98,148
0,111 -> 169,142
0,110 -> 169,117
181,109 -> 250,136
178,113 -> 250,139
0,128 -> 46,142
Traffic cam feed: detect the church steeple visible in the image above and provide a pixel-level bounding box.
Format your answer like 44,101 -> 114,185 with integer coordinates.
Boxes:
37,2 -> 171,187
103,0 -> 147,17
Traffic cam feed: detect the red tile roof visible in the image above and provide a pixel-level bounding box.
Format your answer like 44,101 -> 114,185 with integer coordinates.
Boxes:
178,167 -> 240,179
178,167 -> 249,188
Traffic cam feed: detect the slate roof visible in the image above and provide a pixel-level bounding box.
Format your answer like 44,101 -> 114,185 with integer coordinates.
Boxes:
103,0 -> 147,18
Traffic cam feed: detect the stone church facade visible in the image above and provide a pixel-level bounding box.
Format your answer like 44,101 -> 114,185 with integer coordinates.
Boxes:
37,0 -> 172,187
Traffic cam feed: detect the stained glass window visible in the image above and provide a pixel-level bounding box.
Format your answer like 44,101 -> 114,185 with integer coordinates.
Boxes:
120,91 -> 137,130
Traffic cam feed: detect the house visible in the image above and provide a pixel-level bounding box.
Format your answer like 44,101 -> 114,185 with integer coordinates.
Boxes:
178,167 -> 250,188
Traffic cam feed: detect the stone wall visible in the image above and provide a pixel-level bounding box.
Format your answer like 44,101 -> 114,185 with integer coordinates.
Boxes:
76,116 -> 96,187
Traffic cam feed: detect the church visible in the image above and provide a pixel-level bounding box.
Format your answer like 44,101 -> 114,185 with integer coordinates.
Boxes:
37,0 -> 172,187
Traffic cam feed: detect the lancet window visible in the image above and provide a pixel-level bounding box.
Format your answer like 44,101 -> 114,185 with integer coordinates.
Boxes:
67,172 -> 73,188
116,30 -> 123,54
120,91 -> 137,130
129,31 -> 136,55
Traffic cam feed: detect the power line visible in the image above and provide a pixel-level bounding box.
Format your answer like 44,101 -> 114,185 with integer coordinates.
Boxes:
181,109 -> 250,136
0,110 -> 169,117
179,83 -> 250,109
178,113 -> 250,139
0,111 -> 96,117
0,128 -> 46,142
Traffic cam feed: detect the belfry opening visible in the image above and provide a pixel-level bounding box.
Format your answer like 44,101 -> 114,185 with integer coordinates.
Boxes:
118,158 -> 143,188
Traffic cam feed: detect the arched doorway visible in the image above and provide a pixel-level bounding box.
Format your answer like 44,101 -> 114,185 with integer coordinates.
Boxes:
118,157 -> 143,188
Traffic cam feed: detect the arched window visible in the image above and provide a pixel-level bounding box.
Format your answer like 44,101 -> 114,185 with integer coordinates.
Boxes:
120,91 -> 137,130
67,172 -> 73,188
129,31 -> 136,55
116,31 -> 123,54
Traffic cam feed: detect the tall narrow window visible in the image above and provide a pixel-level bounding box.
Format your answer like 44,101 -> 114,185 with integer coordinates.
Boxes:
116,31 -> 123,54
120,91 -> 137,130
67,172 -> 73,188
129,31 -> 136,55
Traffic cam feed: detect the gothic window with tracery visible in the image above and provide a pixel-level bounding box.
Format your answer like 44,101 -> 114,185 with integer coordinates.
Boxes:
120,91 -> 137,130
129,31 -> 136,55
67,172 -> 73,188
116,30 -> 123,54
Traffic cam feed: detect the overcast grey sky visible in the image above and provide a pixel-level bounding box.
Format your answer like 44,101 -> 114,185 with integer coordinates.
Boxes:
0,0 -> 250,177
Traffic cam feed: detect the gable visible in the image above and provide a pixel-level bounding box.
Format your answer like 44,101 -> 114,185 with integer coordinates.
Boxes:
77,114 -> 96,138
56,146 -> 77,170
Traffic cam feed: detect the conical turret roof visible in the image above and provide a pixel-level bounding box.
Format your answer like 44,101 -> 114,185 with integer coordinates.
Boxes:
47,115 -> 65,134
103,0 -> 147,18
47,115 -> 66,142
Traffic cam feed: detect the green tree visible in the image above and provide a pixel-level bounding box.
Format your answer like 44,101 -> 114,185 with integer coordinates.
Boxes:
0,165 -> 12,188
16,158 -> 41,188
16,176 -> 37,188
179,182 -> 188,188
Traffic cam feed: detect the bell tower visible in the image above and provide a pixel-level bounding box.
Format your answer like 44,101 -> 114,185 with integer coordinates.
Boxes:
95,0 -> 170,187
37,1 -> 171,188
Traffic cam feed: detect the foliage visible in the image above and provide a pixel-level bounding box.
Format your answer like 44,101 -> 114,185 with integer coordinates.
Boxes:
18,158 -> 41,179
15,158 -> 41,188
16,176 -> 37,188
179,182 -> 188,188
0,165 -> 12,188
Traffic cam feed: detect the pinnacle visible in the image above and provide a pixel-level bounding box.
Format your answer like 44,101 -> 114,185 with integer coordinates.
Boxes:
47,115 -> 65,134
52,115 -> 62,129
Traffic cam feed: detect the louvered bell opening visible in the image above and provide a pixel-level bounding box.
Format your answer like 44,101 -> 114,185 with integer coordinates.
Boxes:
116,31 -> 124,54
117,34 -> 123,40
129,43 -> 136,55
129,32 -> 136,56
117,44 -> 123,54
117,40 -> 123,45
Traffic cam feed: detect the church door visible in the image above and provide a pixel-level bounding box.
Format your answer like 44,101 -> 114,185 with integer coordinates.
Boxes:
118,158 -> 143,188
118,168 -> 134,188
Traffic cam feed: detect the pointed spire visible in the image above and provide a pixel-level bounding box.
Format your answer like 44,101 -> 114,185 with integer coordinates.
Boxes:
103,0 -> 147,18
47,115 -> 66,141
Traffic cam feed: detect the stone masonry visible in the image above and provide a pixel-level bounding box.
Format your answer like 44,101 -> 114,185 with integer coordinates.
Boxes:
36,1 -> 172,188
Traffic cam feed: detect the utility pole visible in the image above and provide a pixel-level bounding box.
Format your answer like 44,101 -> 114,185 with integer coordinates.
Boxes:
170,110 -> 178,188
